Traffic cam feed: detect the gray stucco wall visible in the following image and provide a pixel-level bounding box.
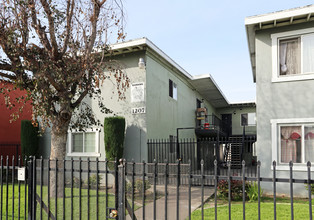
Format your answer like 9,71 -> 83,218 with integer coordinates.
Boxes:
255,21 -> 314,196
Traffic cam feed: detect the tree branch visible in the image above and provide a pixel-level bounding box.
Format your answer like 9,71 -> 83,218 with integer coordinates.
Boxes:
98,0 -> 107,6
28,0 -> 52,53
61,0 -> 75,55
39,0 -> 59,59
86,0 -> 102,56
0,62 -> 13,71
0,71 -> 17,80
72,89 -> 88,109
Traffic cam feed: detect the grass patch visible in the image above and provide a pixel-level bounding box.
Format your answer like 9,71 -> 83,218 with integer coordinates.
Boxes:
0,184 -> 116,219
191,197 -> 314,220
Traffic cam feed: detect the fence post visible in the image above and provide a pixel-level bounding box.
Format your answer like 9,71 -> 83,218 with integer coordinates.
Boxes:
27,157 -> 33,220
118,159 -> 126,220
115,158 -> 119,211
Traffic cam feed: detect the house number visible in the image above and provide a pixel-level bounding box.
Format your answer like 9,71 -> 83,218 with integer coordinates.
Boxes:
132,107 -> 145,114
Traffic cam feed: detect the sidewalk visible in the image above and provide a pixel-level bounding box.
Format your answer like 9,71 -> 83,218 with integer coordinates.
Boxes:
126,185 -> 214,220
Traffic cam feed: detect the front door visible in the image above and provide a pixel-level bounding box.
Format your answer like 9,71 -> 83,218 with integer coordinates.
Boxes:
221,114 -> 232,137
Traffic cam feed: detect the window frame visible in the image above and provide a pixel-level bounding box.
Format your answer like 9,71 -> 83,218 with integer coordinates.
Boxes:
271,118 -> 314,170
241,113 -> 256,126
67,128 -> 100,157
169,79 -> 177,100
271,27 -> 314,83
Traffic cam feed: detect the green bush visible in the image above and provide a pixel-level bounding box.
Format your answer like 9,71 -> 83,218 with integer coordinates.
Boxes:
135,179 -> 151,196
72,177 -> 83,188
126,182 -> 133,195
104,116 -> 125,162
247,182 -> 263,202
88,174 -> 103,189
20,120 -> 39,159
217,179 -> 249,201
305,183 -> 314,195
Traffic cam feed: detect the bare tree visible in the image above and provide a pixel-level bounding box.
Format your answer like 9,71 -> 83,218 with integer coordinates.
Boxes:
0,0 -> 129,160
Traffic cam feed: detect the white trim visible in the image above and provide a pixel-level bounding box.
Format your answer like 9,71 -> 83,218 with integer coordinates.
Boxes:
67,153 -> 101,157
67,128 -> 100,157
271,28 -> 314,83
271,118 -> 314,124
271,118 -> 314,169
245,5 -> 314,25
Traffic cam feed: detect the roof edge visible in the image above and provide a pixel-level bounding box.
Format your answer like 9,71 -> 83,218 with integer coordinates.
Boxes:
245,4 -> 314,25
192,74 -> 230,105
109,38 -> 193,79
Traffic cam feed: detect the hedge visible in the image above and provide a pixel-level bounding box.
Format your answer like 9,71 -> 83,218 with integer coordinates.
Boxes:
20,120 -> 39,158
104,116 -> 126,161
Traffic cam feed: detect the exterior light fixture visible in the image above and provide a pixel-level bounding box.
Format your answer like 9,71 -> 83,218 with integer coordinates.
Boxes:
138,58 -> 145,69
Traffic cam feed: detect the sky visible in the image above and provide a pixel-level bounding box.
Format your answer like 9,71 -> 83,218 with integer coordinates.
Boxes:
122,0 -> 314,103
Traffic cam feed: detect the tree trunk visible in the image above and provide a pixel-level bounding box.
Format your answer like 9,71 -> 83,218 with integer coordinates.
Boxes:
49,117 -> 71,197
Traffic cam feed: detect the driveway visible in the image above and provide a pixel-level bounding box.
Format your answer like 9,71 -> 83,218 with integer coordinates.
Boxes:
126,185 -> 214,220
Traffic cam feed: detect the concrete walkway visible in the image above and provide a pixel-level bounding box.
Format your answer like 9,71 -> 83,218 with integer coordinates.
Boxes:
126,185 -> 214,220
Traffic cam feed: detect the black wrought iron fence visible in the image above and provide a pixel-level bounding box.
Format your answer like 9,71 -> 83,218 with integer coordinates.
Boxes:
0,155 -> 313,220
121,160 -> 313,220
147,137 -> 257,185
0,156 -> 121,220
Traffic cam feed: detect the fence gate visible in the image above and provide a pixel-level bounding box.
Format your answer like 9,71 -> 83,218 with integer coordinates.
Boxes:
0,156 -> 127,220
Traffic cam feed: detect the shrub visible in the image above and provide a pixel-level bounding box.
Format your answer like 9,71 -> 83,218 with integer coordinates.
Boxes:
135,179 -> 151,196
305,183 -> 314,195
21,120 -> 39,159
88,174 -> 103,189
71,177 -> 83,188
247,182 -> 263,202
104,117 -> 125,163
126,182 -> 133,195
217,179 -> 249,201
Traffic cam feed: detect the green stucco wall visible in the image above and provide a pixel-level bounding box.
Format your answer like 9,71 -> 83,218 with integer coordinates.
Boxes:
145,50 -> 217,140
217,106 -> 256,136
255,21 -> 314,196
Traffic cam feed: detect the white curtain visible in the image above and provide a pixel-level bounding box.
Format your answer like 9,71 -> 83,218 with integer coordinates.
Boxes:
305,127 -> 314,162
279,38 -> 301,75
281,126 -> 301,163
302,34 -> 314,73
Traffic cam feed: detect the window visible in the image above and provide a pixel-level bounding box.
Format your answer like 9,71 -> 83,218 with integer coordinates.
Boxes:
271,119 -> 314,168
241,113 -> 256,126
169,79 -> 177,100
67,129 -> 100,157
279,37 -> 301,76
272,28 -> 314,82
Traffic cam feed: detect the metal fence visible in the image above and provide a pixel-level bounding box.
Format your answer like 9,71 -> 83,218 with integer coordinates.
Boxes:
0,156 -> 313,220
0,156 -> 120,220
147,137 -> 257,185
122,160 -> 313,220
